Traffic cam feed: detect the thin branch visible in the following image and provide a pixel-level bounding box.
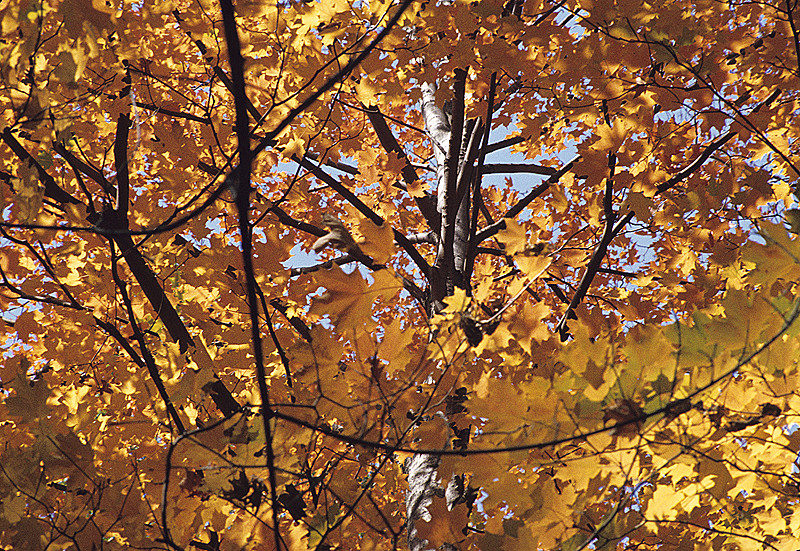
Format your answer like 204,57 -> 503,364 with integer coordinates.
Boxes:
294,155 -> 432,277
290,253 -> 358,275
475,156 -> 580,242
556,152 -> 617,339
136,102 -> 212,124
557,132 -> 737,338
270,291 -> 800,456
0,264 -> 82,310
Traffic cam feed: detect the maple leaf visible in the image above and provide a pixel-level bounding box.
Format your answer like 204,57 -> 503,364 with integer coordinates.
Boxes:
356,216 -> 396,264
3,0 -> 800,549
309,265 -> 402,332
4,356 -> 51,422
414,496 -> 469,549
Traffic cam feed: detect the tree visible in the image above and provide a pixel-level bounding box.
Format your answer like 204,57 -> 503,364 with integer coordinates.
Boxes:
2,0 -> 800,549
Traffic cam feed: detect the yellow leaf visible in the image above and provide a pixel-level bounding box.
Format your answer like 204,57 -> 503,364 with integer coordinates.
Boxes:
3,356 -> 51,422
441,287 -> 470,314
281,135 -> 306,158
414,496 -> 469,550
310,265 -> 402,333
515,254 -> 552,279
497,219 -> 528,254
357,217 -> 396,264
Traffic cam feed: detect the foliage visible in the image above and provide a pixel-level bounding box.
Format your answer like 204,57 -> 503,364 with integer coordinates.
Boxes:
2,0 -> 800,550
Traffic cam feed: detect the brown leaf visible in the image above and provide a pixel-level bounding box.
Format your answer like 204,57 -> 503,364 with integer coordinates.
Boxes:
602,398 -> 644,436
312,212 -> 360,253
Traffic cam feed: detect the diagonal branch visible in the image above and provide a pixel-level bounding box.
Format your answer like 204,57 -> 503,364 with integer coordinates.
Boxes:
0,263 -> 82,310
365,105 -> 440,231
94,317 -> 147,370
556,152 -> 617,339
294,155 -> 431,277
111,228 -> 196,353
53,142 -> 114,195
270,204 -> 326,237
475,156 -> 580,243
269,298 -> 313,343
482,136 -> 526,154
109,240 -> 186,434
2,128 -> 80,205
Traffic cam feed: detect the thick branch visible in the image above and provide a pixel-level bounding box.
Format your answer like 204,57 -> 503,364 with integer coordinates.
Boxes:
365,105 -> 440,231
53,142 -> 114,195
94,317 -> 147,369
431,69 -> 468,308
787,0 -> 800,77
114,113 -> 132,217
270,204 -> 326,237
110,242 -> 186,434
482,163 -> 556,176
465,73 -> 498,285
2,128 -> 80,205
453,119 -> 484,281
305,151 -> 359,175
270,298 -> 313,343
112,227 -> 196,352
481,136 -> 526,154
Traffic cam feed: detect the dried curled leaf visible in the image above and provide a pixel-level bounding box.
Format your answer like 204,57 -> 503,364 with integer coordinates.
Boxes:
602,398 -> 644,436
312,212 -> 361,254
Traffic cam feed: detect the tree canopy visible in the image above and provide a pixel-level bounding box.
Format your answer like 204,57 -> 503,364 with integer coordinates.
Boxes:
2,0 -> 800,549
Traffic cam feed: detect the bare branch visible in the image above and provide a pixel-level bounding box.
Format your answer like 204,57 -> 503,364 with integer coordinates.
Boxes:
294,155 -> 431,277
482,163 -> 556,176
365,105 -> 440,230
475,156 -> 580,243
114,113 -> 131,217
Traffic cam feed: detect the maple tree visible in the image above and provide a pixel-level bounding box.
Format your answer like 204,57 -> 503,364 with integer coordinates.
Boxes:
3,0 -> 800,549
